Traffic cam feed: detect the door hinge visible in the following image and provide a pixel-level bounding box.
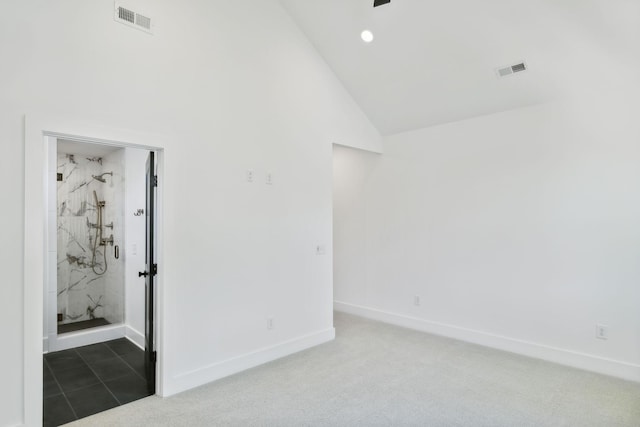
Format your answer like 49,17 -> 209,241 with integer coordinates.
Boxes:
152,351 -> 157,362
152,263 -> 158,276
153,175 -> 158,187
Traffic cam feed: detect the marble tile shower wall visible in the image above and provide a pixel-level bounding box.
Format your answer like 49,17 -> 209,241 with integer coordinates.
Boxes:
57,151 -> 124,327
102,149 -> 125,324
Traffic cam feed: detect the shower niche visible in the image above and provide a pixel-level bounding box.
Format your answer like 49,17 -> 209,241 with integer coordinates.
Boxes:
53,140 -> 125,338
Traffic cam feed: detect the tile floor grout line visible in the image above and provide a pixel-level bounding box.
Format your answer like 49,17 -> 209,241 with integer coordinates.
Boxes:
115,352 -> 147,382
93,354 -> 142,384
75,345 -> 125,407
44,354 -> 71,400
60,389 -> 80,422
105,341 -> 153,399
44,351 -> 80,422
106,341 -> 148,382
45,350 -> 91,374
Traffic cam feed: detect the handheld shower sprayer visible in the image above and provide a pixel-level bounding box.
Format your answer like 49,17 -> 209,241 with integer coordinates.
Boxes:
91,190 -> 108,275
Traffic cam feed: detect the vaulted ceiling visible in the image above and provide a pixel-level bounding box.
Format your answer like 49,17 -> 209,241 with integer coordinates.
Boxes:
280,0 -> 640,135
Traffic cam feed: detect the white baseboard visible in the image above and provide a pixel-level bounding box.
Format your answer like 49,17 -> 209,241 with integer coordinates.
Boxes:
334,300 -> 640,382
165,328 -> 336,396
126,325 -> 145,350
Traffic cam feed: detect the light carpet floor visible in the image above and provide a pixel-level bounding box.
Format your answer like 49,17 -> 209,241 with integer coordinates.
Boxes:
68,312 -> 640,426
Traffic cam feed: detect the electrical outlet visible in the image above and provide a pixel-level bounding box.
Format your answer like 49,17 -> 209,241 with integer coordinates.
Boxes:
596,324 -> 608,340
414,295 -> 421,306
316,245 -> 326,255
267,317 -> 274,330
246,170 -> 254,183
266,172 -> 273,185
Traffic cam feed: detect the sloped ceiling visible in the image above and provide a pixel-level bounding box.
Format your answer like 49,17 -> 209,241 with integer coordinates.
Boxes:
279,0 -> 640,135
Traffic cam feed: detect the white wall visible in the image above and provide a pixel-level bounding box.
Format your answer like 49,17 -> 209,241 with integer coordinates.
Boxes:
1,0 -> 380,425
334,87 -> 640,379
334,12 -> 640,380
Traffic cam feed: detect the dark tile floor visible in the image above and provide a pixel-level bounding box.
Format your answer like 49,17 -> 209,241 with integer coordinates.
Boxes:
44,338 -> 151,427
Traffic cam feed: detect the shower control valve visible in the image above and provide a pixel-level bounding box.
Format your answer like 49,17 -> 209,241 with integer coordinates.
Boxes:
101,234 -> 114,246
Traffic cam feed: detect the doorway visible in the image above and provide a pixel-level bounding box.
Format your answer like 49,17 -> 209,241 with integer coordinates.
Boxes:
23,116 -> 165,426
42,138 -> 158,425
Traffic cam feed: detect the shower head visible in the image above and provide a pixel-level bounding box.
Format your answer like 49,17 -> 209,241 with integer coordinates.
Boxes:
91,172 -> 113,183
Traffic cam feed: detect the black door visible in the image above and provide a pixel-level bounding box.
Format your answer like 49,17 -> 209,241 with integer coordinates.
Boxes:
143,151 -> 156,394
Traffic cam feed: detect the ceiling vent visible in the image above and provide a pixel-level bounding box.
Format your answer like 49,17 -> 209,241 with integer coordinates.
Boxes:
114,4 -> 153,34
496,62 -> 527,78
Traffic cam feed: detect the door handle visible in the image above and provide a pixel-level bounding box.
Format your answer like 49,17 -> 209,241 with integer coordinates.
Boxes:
139,271 -> 149,278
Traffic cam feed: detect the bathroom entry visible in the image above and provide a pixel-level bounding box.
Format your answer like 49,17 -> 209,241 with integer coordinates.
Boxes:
48,141 -> 157,351
43,138 -> 159,424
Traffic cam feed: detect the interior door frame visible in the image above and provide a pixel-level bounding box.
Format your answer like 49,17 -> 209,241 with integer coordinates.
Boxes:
24,112 -> 166,426
144,151 -> 157,394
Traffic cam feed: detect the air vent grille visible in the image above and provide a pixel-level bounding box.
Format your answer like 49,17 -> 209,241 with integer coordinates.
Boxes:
118,7 -> 135,24
115,4 -> 153,34
135,14 -> 151,30
496,61 -> 527,78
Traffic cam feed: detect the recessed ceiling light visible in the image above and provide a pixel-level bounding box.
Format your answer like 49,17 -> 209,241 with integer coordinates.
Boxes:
361,30 -> 374,43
